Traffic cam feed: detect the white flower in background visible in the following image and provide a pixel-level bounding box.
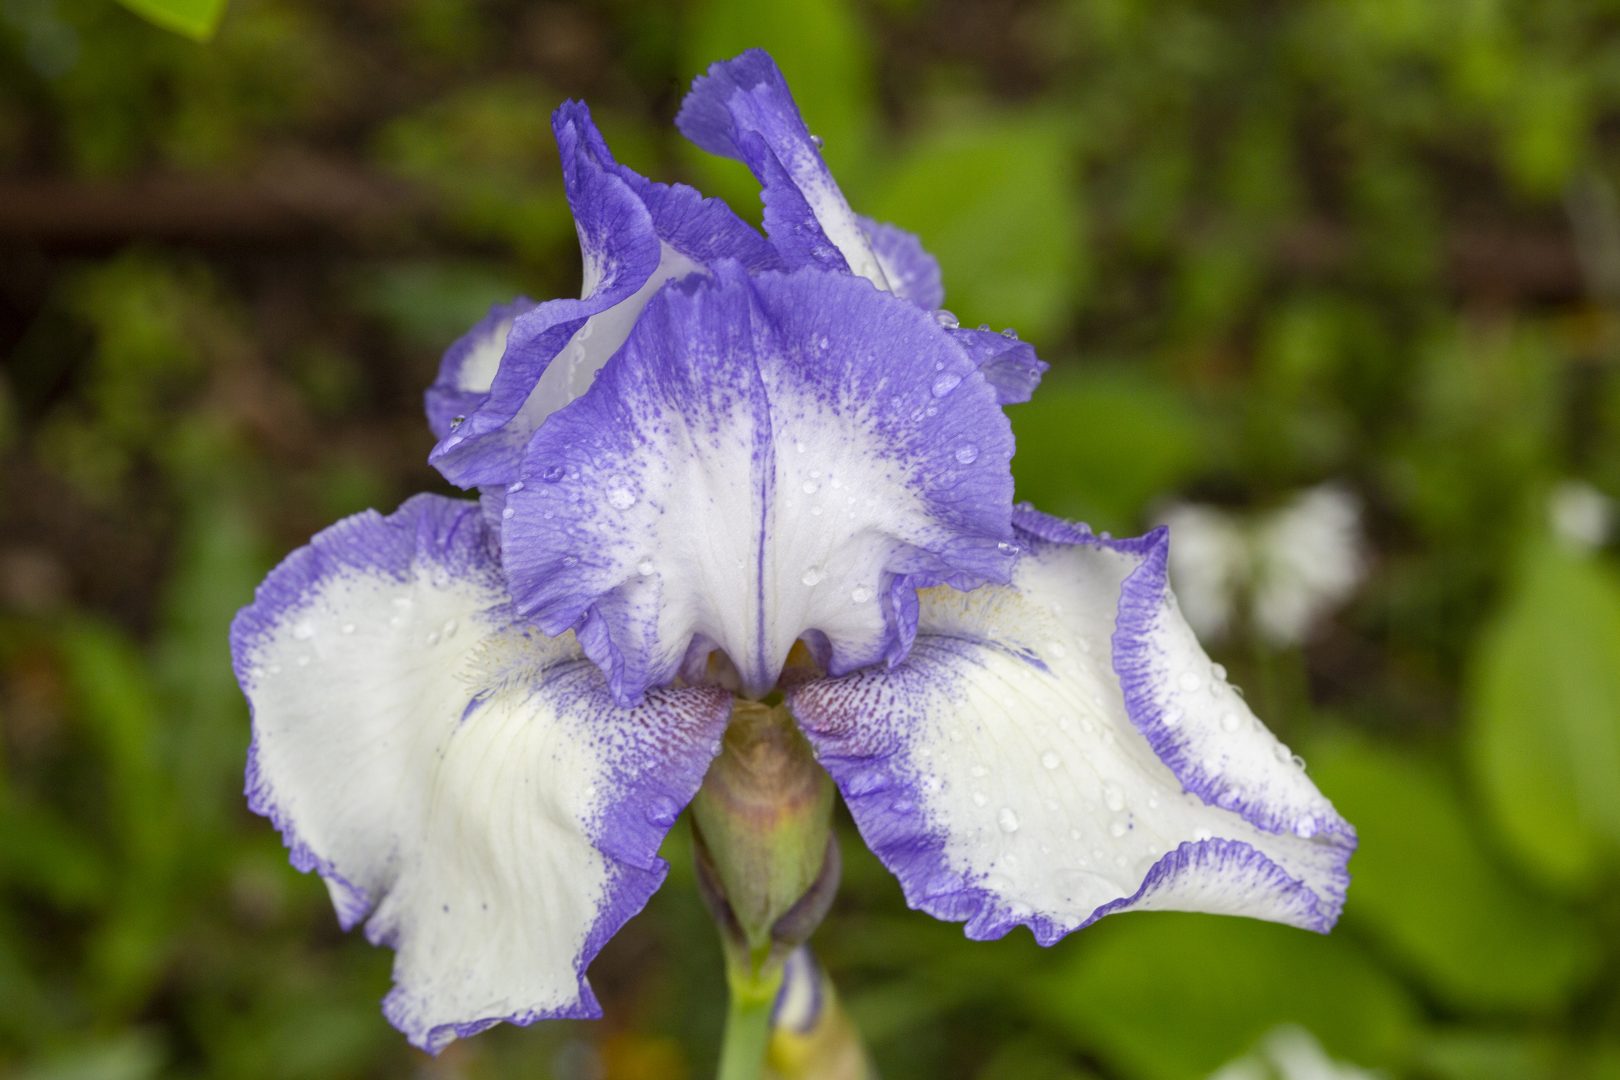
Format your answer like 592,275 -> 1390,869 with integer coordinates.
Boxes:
1159,485 -> 1366,647
1548,480 -> 1615,551
1208,1025 -> 1383,1080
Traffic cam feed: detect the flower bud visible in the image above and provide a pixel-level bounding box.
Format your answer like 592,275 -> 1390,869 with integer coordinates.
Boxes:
691,697 -> 837,960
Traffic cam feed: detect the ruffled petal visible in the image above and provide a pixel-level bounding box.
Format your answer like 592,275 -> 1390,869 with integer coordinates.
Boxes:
676,50 -> 889,289
858,216 -> 944,310
230,494 -> 731,1052
788,508 -> 1353,945
946,326 -> 1048,406
501,262 -> 1018,706
429,102 -> 777,489
424,298 -> 537,442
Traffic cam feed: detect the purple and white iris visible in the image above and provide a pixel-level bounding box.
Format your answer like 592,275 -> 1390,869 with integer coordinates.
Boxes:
232,50 -> 1355,1054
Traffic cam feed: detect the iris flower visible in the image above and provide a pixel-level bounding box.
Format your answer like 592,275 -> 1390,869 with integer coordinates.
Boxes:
232,50 -> 1355,1054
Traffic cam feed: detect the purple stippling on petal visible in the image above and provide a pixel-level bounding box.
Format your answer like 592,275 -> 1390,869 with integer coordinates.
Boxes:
500,261 -> 1016,706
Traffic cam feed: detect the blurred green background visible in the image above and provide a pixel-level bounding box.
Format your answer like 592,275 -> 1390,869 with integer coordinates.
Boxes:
3,0 -> 1620,1077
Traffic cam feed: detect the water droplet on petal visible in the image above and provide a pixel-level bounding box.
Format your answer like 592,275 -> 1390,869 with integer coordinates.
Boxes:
606,484 -> 637,510
933,309 -> 960,329
998,807 -> 1021,833
997,540 -> 1021,556
802,479 -> 819,494
972,791 -> 989,807
809,133 -> 824,148
502,506 -> 515,519
1178,671 -> 1202,692
954,443 -> 979,465
1103,783 -> 1126,813
1220,711 -> 1240,732
340,622 -> 356,635
442,619 -> 458,639
801,566 -> 824,587
637,559 -> 656,577
851,585 -> 873,603
507,480 -> 524,493
1109,820 -> 1128,838
292,621 -> 315,641
1211,662 -> 1227,681
931,373 -> 962,397
1047,640 -> 1067,659
1000,327 -> 1019,340
1295,815 -> 1316,837
540,463 -> 566,483
1041,751 -> 1061,770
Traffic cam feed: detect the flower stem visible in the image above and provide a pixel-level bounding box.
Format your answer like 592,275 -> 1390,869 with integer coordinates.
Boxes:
717,959 -> 783,1080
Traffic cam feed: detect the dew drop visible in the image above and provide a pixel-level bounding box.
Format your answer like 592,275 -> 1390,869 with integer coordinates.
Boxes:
972,791 -> 989,807
998,807 -> 1021,833
507,480 -> 524,494
1274,743 -> 1292,763
449,415 -> 465,431
606,485 -> 637,510
1000,327 -> 1019,340
1177,671 -> 1203,692
1109,820 -> 1128,838
969,764 -> 989,778
802,479 -> 820,494
340,622 -> 356,635
801,566 -> 825,587
1103,783 -> 1126,813
1041,751 -> 1062,770
931,373 -> 962,397
649,796 -> 680,825
1295,815 -> 1316,837
442,619 -> 458,639
1047,640 -> 1067,660
502,506 -> 515,519
809,133 -> 824,148
1220,711 -> 1241,732
637,559 -> 656,577
996,540 -> 1021,556
1211,662 -> 1227,681
292,620 -> 315,641
1292,754 -> 1308,771
933,309 -> 960,329
426,631 -> 440,646
954,444 -> 980,465
851,585 -> 873,603
539,463 -> 566,483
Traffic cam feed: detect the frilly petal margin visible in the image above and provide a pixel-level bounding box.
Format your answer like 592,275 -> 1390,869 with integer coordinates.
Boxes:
230,494 -> 732,1052
947,326 -> 1047,406
676,49 -> 889,288
859,215 -> 944,310
428,101 -> 778,489
500,262 -> 1019,706
787,509 -> 1354,946
424,297 -> 537,442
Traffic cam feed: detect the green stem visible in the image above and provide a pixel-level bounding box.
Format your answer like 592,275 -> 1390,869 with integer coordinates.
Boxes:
717,962 -> 782,1080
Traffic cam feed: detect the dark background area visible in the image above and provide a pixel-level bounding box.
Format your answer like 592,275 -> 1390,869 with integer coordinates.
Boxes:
3,1 -> 1620,1077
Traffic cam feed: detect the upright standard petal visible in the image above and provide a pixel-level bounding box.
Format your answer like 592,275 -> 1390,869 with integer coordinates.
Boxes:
231,495 -> 731,1052
424,297 -> 537,442
677,50 -> 891,288
501,263 -> 1018,706
429,102 -> 778,488
789,507 -> 1354,945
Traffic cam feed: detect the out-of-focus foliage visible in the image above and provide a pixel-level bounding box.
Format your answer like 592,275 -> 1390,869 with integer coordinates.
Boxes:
2,0 -> 1619,1077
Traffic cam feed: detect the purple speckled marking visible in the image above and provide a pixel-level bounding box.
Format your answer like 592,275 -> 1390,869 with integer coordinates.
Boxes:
500,261 -> 1017,706
788,505 -> 1356,945
858,215 -> 944,309
231,494 -> 732,1053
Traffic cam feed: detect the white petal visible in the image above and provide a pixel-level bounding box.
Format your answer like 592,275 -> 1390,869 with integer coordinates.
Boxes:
789,515 -> 1353,944
232,495 -> 730,1050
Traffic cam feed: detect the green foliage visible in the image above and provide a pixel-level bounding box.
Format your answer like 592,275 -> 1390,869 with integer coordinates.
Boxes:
1466,536 -> 1620,893
114,0 -> 227,41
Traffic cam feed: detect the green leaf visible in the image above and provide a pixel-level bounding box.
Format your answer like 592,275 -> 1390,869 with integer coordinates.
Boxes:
1027,913 -> 1418,1080
859,112 -> 1084,346
1465,537 -> 1620,892
114,0 -> 227,41
1309,731 -> 1599,1011
1010,367 -> 1205,531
